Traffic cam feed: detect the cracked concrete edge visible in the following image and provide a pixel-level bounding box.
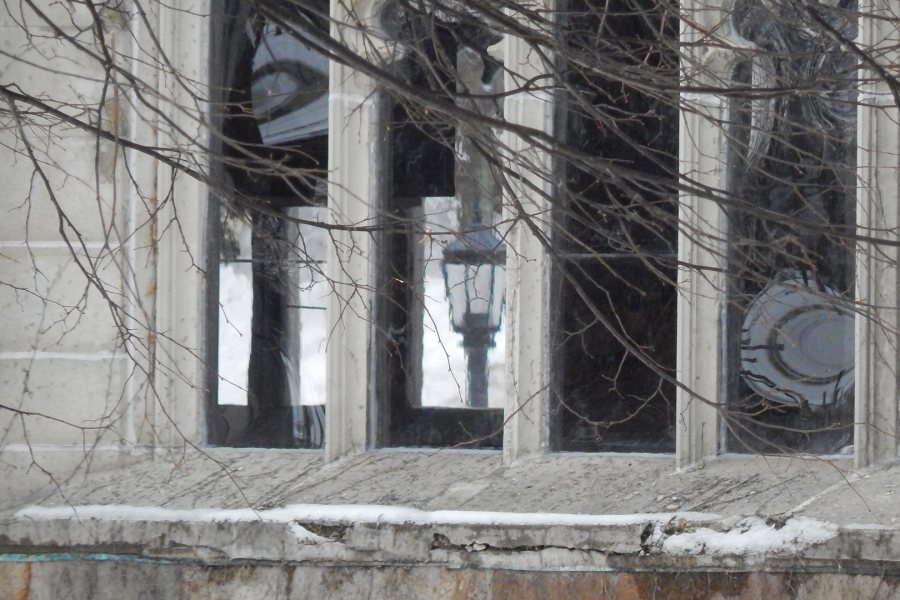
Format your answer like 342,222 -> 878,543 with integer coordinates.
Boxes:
2,510 -> 899,572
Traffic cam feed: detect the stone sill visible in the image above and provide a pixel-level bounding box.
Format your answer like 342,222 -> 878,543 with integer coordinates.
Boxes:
3,448 -> 900,571
2,505 -> 899,574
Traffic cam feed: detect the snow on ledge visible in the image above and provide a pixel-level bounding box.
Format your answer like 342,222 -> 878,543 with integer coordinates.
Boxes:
12,505 -> 845,558
16,503 -> 718,529
659,516 -> 838,556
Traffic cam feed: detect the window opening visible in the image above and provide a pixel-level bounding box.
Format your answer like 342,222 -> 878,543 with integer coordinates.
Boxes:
209,0 -> 329,448
725,0 -> 857,454
550,0 -> 679,452
375,3 -> 506,447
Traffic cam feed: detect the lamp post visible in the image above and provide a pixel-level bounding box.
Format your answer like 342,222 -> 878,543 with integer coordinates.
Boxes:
441,229 -> 507,408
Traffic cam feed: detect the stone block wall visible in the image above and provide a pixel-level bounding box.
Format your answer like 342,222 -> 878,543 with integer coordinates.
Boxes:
2,561 -> 900,599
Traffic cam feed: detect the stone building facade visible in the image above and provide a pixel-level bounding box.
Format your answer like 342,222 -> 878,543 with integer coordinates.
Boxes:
1,0 -> 900,597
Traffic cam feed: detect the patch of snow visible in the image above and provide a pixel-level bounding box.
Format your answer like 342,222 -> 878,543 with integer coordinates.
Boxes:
288,522 -> 330,544
841,523 -> 898,531
16,503 -> 718,530
660,516 -> 837,556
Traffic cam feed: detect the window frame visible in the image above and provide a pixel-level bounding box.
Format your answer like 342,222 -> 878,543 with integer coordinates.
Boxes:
322,0 -> 548,458
370,11 -> 508,449
205,0 -> 330,448
672,0 -> 900,468
206,0 -> 900,468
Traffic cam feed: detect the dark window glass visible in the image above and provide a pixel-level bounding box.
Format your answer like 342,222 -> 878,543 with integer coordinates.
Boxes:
207,1 -> 329,448
375,4 -> 505,448
553,258 -> 677,451
550,0 -> 679,452
725,0 -> 857,454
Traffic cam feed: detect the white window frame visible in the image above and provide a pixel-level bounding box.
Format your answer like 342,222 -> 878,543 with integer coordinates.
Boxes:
673,0 -> 900,469
204,0 -> 899,468
323,0 -> 557,460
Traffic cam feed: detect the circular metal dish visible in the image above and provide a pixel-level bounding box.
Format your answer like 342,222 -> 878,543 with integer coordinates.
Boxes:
740,271 -> 853,407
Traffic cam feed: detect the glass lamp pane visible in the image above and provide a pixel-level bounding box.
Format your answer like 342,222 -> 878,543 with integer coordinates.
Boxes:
467,263 -> 493,316
445,262 -> 469,330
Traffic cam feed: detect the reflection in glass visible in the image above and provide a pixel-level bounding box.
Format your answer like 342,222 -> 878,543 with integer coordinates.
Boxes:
376,3 -> 505,448
413,198 -> 506,411
550,0 -> 678,452
377,196 -> 506,447
726,0 -> 857,454
211,1 -> 329,447
250,19 -> 329,145
218,207 -> 329,409
216,207 -> 327,447
442,229 -> 507,408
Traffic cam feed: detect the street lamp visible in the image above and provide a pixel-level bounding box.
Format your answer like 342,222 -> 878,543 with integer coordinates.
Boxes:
441,229 -> 507,408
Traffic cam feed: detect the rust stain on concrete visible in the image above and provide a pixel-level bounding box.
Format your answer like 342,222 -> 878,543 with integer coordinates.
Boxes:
447,569 -> 488,600
180,564 -> 262,599
16,563 -> 30,600
614,573 -> 642,599
632,572 -> 787,600
0,562 -> 31,600
491,572 -> 621,599
487,571 -> 799,600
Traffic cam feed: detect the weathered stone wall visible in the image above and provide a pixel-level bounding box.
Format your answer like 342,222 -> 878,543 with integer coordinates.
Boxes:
0,0 -> 133,448
3,560 -> 900,599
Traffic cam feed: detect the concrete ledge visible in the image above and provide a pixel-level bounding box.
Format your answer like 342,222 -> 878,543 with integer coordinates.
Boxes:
4,449 -> 900,598
3,504 -> 899,574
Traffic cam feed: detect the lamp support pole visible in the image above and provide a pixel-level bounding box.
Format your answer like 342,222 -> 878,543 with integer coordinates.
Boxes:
463,335 -> 490,408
